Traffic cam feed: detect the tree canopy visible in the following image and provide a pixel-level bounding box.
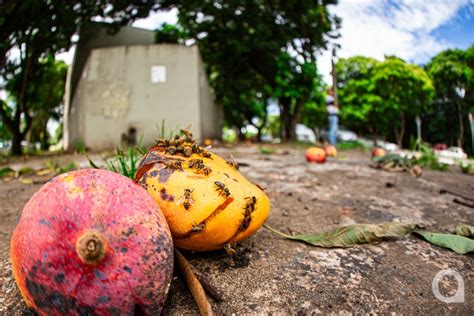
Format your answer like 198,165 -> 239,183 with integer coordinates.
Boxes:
336,56 -> 434,146
0,0 -> 161,155
426,46 -> 474,148
161,0 -> 340,141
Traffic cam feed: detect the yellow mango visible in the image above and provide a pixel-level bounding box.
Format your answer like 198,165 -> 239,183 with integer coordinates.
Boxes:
135,133 -> 270,252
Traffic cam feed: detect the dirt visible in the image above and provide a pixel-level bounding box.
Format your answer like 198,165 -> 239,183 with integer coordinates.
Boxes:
1,145 -> 473,314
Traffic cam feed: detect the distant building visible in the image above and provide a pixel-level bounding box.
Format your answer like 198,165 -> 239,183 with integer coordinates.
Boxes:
63,22 -> 221,151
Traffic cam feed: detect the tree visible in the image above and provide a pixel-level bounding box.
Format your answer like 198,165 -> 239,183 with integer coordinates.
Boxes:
372,57 -> 434,147
0,1 -> 161,155
163,0 -> 340,141
336,56 -> 383,141
155,23 -> 189,44
427,47 -> 474,148
337,56 -> 434,147
21,57 -> 67,150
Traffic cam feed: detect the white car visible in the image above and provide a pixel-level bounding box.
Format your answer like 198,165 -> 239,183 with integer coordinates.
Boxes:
296,124 -> 316,143
435,147 -> 468,160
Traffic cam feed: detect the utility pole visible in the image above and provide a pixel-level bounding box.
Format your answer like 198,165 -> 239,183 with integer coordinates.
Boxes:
331,47 -> 338,107
415,115 -> 421,150
469,112 -> 473,155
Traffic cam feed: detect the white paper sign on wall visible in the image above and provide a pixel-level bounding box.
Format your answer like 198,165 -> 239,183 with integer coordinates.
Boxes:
151,65 -> 166,83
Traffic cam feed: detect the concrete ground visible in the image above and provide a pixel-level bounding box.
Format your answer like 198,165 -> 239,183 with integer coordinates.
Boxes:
1,145 -> 473,314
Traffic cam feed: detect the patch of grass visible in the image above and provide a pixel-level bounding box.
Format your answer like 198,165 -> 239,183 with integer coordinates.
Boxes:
416,144 -> 449,171
156,119 -> 177,140
459,160 -> 474,174
337,141 -> 367,151
45,160 -> 78,174
0,167 -> 14,178
259,146 -> 276,155
88,137 -> 146,180
75,140 -> 87,154
18,166 -> 34,176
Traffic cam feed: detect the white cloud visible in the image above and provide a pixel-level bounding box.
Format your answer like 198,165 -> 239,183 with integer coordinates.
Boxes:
317,0 -> 469,83
132,8 -> 178,30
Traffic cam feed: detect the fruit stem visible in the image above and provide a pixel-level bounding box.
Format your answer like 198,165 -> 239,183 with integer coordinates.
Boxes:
76,231 -> 107,265
263,224 -> 294,239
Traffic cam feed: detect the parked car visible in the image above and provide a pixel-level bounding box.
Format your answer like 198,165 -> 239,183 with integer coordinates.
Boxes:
435,146 -> 468,160
296,124 -> 316,143
320,126 -> 358,143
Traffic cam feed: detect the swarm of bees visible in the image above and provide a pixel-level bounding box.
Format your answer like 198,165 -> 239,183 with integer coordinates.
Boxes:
155,128 -> 213,159
177,188 -> 194,210
165,160 -> 182,170
244,196 -> 257,213
188,158 -> 212,175
215,181 -> 231,197
239,196 -> 257,231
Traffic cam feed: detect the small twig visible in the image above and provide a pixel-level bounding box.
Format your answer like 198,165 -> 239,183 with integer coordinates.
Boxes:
453,198 -> 474,209
193,269 -> 224,302
440,189 -> 474,202
174,249 -> 214,316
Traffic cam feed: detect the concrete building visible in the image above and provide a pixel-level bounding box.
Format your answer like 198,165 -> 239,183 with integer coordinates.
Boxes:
63,22 -> 221,151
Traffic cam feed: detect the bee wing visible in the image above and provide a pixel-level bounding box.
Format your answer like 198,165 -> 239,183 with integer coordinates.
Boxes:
204,145 -> 212,150
177,195 -> 185,205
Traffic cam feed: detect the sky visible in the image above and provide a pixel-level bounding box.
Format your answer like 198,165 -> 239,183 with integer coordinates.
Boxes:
58,0 -> 474,84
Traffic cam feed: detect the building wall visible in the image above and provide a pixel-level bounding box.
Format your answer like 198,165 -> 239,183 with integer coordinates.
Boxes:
197,54 -> 222,140
66,44 -> 203,150
69,23 -> 155,106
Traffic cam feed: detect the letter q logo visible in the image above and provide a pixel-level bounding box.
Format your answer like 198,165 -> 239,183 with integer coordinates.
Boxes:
432,269 -> 465,303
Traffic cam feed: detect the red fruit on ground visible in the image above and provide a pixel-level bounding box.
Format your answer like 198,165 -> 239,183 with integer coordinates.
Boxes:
324,145 -> 338,157
10,169 -> 173,315
305,147 -> 327,163
372,147 -> 387,158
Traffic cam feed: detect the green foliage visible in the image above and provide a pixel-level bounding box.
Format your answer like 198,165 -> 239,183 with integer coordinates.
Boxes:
165,1 -> 340,141
89,138 -> 146,180
426,46 -> 474,151
155,23 -> 189,44
414,231 -> 474,255
259,146 -> 276,155
0,1 -> 159,155
455,225 -> 474,238
416,144 -> 449,171
264,223 -> 415,248
6,57 -> 68,150
336,141 -> 367,150
104,147 -> 141,180
75,140 -> 87,154
45,160 -> 77,175
337,56 -> 434,147
265,223 -> 474,255
337,56 -> 385,138
458,160 -> 473,174
0,167 -> 14,178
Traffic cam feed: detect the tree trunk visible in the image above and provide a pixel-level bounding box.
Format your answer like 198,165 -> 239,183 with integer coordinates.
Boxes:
279,101 -> 289,141
256,127 -> 262,142
11,130 -> 23,156
457,101 -> 464,148
40,127 -> 49,151
394,112 -> 405,148
237,127 -> 246,141
280,98 -> 304,142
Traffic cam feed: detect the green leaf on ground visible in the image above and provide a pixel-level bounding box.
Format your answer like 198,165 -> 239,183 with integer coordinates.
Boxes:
414,231 -> 474,255
455,225 -> 474,238
0,167 -> 14,178
264,223 -> 415,248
